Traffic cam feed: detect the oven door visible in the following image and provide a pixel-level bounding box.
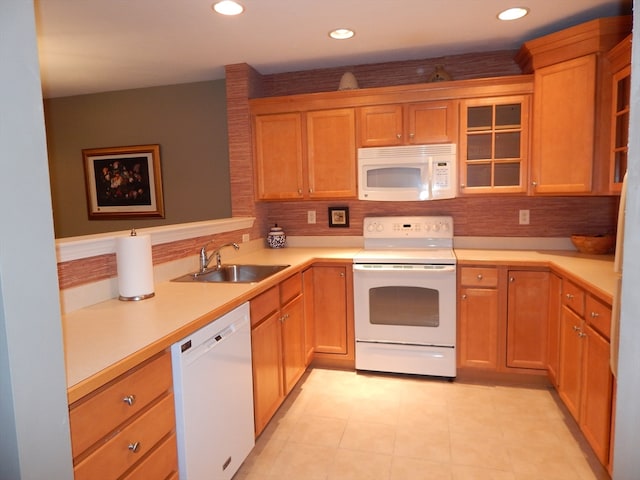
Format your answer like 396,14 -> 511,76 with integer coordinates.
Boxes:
353,263 -> 456,347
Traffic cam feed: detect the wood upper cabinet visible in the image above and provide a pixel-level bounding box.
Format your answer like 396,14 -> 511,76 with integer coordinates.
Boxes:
253,108 -> 357,200
530,55 -> 597,194
459,96 -> 530,194
458,267 -> 499,369
607,34 -> 632,192
358,100 -> 457,147
516,16 -> 632,195
254,112 -> 304,200
306,108 -> 357,198
506,270 -> 549,370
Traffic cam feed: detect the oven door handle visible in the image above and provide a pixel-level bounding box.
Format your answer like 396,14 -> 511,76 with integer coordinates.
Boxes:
353,264 -> 456,273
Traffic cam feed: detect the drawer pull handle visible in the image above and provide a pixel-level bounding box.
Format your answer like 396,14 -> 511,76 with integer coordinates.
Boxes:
590,312 -> 600,318
128,441 -> 141,453
477,274 -> 483,280
565,294 -> 574,300
123,395 -> 136,406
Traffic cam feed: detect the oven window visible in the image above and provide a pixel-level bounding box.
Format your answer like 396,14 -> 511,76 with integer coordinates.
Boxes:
369,286 -> 439,327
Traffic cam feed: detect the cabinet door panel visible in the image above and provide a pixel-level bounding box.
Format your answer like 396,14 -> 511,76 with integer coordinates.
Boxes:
281,295 -> 306,394
306,109 -> 357,198
251,312 -> 283,435
506,270 -> 549,370
558,306 -> 583,420
407,101 -> 457,144
531,55 -> 596,193
313,266 -> 348,354
358,104 -> 403,146
459,287 -> 498,369
580,324 -> 613,465
254,113 -> 304,199
547,273 -> 562,387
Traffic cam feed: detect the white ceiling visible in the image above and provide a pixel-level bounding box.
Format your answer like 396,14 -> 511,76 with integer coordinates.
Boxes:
35,0 -> 632,99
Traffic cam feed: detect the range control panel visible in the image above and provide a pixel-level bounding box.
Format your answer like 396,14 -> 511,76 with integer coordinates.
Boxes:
363,216 -> 454,239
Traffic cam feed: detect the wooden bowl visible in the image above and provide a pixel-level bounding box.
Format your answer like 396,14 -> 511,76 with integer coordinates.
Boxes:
570,234 -> 615,254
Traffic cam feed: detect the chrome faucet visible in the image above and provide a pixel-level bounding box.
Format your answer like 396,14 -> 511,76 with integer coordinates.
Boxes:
199,242 -> 239,273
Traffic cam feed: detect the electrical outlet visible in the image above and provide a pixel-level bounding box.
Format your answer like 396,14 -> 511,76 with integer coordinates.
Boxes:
519,209 -> 530,225
242,233 -> 250,242
307,210 -> 316,224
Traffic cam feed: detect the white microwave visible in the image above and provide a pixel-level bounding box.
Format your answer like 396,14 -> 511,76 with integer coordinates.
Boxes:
357,144 -> 457,201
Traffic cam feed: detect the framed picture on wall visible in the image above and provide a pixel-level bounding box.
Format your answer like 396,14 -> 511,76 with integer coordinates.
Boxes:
82,144 -> 165,219
328,206 -> 349,228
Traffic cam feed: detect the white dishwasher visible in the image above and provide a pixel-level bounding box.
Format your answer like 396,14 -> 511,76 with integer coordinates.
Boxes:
171,302 -> 255,480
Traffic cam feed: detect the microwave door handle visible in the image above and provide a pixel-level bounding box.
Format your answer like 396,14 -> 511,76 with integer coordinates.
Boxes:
427,157 -> 434,200
420,158 -> 430,200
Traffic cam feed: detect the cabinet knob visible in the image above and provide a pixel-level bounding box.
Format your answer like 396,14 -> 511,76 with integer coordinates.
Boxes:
123,395 -> 136,406
460,184 -> 466,188
572,325 -> 581,332
477,274 -> 483,280
565,293 -> 574,300
531,181 -> 538,186
462,294 -> 467,300
578,332 -> 587,338
590,311 -> 600,318
396,133 -> 402,139
409,133 -> 415,139
309,188 -> 313,193
339,272 -> 345,277
128,441 -> 141,453
509,277 -> 515,282
298,188 -> 302,194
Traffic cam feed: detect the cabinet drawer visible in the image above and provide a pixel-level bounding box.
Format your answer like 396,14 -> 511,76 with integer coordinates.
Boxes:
562,280 -> 585,317
69,351 -> 172,458
122,431 -> 178,480
460,267 -> 498,287
586,295 -> 612,340
74,393 -> 175,480
250,286 -> 279,327
280,272 -> 302,305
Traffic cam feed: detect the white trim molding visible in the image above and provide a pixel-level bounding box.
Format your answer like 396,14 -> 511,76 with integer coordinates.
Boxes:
56,217 -> 255,262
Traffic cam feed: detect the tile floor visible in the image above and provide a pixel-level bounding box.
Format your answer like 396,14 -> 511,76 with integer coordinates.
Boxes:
234,368 -> 610,480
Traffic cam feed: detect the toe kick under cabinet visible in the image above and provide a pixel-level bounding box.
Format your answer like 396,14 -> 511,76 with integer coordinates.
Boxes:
68,351 -> 178,480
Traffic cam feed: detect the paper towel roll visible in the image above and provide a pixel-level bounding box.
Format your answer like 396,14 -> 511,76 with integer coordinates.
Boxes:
116,233 -> 155,301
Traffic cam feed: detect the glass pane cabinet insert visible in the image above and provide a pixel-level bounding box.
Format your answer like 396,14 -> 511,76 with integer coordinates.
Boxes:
460,96 -> 530,194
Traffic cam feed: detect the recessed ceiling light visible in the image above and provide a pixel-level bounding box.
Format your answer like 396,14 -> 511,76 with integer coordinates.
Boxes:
329,28 -> 355,40
497,7 -> 529,21
213,1 -> 244,16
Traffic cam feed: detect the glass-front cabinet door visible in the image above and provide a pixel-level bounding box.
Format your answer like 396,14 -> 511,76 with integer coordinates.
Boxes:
459,95 -> 530,194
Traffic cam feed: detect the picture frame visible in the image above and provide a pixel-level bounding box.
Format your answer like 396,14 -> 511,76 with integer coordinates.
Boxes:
82,144 -> 165,219
328,206 -> 349,228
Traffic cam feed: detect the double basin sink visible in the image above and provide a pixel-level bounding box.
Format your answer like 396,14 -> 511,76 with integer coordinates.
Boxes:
172,264 -> 289,284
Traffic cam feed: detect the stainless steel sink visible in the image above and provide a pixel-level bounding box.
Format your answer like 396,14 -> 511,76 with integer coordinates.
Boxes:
172,264 -> 289,283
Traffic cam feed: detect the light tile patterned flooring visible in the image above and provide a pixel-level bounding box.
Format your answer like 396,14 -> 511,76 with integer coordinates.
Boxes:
234,368 -> 610,480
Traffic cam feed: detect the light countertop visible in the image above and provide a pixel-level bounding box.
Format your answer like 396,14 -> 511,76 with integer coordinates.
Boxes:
63,246 -> 615,403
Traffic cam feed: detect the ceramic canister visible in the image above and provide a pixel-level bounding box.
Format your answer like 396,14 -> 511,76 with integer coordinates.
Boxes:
267,225 -> 286,248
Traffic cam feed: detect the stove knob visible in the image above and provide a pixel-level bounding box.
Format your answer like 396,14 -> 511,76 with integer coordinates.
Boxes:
423,224 -> 431,231
433,224 -> 441,232
376,224 -> 384,232
441,222 -> 450,231
366,223 -> 375,232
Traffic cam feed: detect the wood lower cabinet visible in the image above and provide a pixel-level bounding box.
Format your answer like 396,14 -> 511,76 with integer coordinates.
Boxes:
558,279 -> 614,466
458,267 -> 499,369
358,100 -> 457,147
547,273 -> 562,387
68,351 -> 178,480
308,263 -> 355,367
506,270 -> 549,370
250,273 -> 306,435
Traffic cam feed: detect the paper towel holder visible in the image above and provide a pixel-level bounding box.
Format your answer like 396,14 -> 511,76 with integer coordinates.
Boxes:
117,228 -> 156,301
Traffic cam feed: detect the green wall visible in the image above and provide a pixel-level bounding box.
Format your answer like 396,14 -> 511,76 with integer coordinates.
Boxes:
44,80 -> 231,238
